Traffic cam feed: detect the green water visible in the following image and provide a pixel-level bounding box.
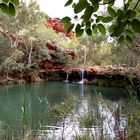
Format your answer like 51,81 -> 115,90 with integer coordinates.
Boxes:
0,81 -> 128,129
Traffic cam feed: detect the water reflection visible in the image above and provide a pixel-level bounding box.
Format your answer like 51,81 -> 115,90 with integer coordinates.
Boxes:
43,95 -> 127,140
47,99 -> 126,140
0,81 -> 129,139
35,82 -> 127,140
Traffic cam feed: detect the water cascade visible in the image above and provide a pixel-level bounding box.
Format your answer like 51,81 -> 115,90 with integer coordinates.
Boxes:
78,69 -> 85,84
64,72 -> 69,83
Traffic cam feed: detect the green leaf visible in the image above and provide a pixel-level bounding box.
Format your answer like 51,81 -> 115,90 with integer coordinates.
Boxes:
86,21 -> 91,29
83,6 -> 93,22
64,0 -> 73,6
126,35 -> 133,45
10,0 -> 19,6
92,24 -> 98,34
2,0 -> 9,3
98,24 -> 106,35
75,24 -> 81,32
131,19 -> 140,33
97,16 -> 104,21
81,15 -> 84,19
130,11 -> 136,19
103,0 -> 114,6
103,0 -> 107,3
76,29 -> 84,37
108,0 -> 114,7
111,22 -> 125,37
64,22 -> 71,32
81,20 -> 86,26
75,24 -> 84,37
102,16 -> 113,23
124,20 -> 131,26
85,28 -> 92,36
93,2 -> 99,12
124,10 -> 131,21
8,2 -> 15,16
0,3 -> 9,14
125,29 -> 133,36
89,18 -> 93,22
74,0 -> 88,14
107,7 -> 116,17
109,24 -> 118,34
61,16 -> 71,23
67,23 -> 74,32
117,9 -> 123,22
72,3 -> 76,8
118,35 -> 124,44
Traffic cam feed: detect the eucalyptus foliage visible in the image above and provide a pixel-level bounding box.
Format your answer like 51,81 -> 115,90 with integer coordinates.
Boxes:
62,0 -> 140,44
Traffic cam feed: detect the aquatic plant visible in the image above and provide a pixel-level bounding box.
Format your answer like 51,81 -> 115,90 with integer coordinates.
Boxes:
0,86 -> 140,140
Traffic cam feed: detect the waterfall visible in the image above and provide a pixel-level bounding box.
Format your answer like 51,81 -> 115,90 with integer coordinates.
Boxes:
78,69 -> 85,84
64,73 -> 69,83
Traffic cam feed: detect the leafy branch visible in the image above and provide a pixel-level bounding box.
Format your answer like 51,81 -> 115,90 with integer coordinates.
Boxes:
61,0 -> 140,45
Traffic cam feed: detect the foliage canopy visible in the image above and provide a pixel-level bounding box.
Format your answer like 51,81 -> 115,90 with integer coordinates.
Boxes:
62,0 -> 140,44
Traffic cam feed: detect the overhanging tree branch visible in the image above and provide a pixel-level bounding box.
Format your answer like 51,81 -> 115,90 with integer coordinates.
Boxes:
132,0 -> 140,12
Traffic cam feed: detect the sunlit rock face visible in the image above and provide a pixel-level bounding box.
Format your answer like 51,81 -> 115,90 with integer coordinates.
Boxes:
45,18 -> 75,38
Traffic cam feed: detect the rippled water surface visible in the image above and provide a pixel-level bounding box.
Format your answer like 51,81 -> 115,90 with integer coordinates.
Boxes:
0,81 -> 129,139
